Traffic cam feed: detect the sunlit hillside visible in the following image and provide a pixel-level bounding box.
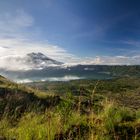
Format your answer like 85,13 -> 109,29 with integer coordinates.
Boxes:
1,75 -> 140,139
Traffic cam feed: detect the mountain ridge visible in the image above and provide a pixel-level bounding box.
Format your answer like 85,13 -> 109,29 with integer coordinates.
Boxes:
0,52 -> 64,71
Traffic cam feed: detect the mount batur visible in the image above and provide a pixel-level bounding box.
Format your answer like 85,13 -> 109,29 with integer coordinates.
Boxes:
1,52 -> 140,82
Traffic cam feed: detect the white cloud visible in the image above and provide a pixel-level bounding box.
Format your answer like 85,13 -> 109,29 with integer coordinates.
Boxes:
0,10 -> 79,70
0,37 -> 140,71
0,9 -> 139,72
0,38 -> 76,70
79,55 -> 140,65
0,38 -> 73,59
16,75 -> 84,83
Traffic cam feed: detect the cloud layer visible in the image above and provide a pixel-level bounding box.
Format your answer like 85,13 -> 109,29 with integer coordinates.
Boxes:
0,9 -> 140,72
0,38 -> 140,71
0,38 -> 75,70
1,39 -> 140,71
80,56 -> 140,65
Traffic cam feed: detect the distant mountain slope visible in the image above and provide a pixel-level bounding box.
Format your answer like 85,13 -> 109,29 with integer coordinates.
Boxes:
1,52 -> 140,83
26,52 -> 63,69
0,52 -> 63,71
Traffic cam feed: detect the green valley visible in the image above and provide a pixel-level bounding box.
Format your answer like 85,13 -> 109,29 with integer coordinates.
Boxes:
1,75 -> 140,139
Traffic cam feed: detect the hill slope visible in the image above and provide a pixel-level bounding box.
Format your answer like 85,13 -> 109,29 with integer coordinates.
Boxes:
0,75 -> 60,118
1,76 -> 140,139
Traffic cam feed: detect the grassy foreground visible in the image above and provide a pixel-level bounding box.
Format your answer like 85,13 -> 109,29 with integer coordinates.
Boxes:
1,76 -> 140,139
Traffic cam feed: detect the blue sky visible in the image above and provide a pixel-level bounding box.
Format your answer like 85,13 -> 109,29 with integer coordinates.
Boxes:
0,0 -> 140,65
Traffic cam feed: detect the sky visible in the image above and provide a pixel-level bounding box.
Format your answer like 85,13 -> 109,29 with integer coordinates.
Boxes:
0,0 -> 140,66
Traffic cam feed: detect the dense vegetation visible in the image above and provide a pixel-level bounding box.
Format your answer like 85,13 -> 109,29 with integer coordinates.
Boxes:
1,75 -> 140,139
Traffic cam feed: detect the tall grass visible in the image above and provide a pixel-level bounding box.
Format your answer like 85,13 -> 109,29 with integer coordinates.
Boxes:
1,99 -> 140,140
1,84 -> 140,140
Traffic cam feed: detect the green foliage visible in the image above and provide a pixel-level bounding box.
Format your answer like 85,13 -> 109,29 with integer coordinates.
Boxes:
1,101 -> 140,140
1,75 -> 140,139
